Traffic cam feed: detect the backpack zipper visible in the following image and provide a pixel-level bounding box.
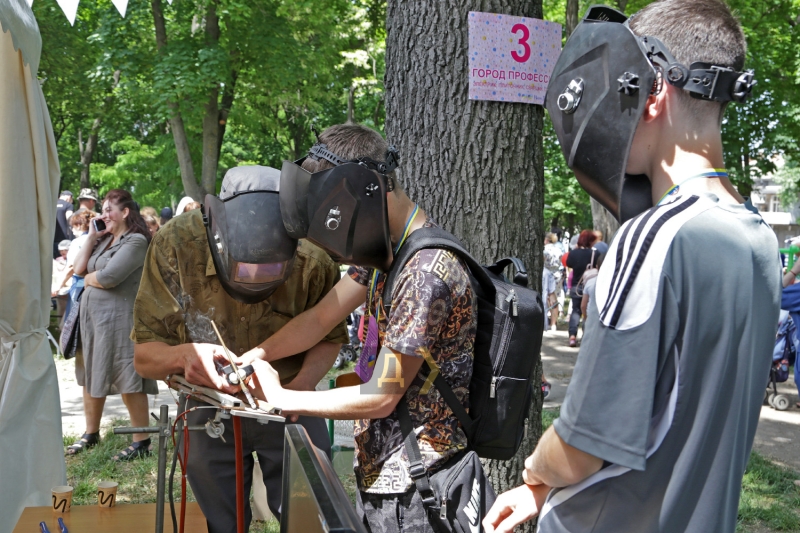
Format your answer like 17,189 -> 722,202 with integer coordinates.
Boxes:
505,289 -> 518,317
490,376 -> 497,398
524,417 -> 529,440
438,452 -> 473,520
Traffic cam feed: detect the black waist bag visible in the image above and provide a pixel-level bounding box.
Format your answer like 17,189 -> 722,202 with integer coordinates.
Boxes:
384,227 -> 545,460
398,399 -> 496,533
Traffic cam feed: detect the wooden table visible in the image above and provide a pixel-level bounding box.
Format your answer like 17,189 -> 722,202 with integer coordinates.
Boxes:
13,503 -> 208,533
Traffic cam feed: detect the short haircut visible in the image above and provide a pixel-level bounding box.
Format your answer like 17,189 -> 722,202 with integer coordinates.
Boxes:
628,0 -> 746,123
301,124 -> 389,174
69,208 -> 97,231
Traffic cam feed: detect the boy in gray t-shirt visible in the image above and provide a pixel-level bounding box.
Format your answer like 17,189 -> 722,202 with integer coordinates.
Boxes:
485,2 -> 781,532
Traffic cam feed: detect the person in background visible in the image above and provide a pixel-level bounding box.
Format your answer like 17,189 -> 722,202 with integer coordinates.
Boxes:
54,190 -> 74,258
174,196 -> 194,216
565,230 -> 599,347
182,201 -> 201,212
142,214 -> 160,237
61,209 -> 98,321
77,188 -> 99,212
160,206 -> 173,226
592,230 -> 609,254
66,189 -> 156,460
52,240 -> 71,296
580,253 -> 605,318
140,206 -> 158,220
543,233 -> 564,332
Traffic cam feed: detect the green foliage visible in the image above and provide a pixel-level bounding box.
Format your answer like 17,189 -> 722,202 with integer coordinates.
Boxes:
35,0 -> 387,207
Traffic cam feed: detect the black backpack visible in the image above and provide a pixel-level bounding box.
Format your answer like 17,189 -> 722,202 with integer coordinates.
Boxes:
384,226 -> 544,460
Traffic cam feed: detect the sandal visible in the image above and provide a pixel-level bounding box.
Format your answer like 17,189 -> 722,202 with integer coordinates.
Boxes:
542,380 -> 551,399
568,336 -> 577,347
112,438 -> 152,462
66,432 -> 100,456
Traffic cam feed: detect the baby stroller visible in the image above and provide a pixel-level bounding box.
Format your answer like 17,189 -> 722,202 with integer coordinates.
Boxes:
333,306 -> 364,369
767,310 -> 795,411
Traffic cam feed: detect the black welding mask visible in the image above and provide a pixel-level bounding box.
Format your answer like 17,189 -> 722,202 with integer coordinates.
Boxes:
203,166 -> 297,304
545,6 -> 756,222
280,143 -> 399,272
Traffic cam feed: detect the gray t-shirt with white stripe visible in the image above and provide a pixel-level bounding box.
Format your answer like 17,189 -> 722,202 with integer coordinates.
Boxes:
539,193 -> 781,533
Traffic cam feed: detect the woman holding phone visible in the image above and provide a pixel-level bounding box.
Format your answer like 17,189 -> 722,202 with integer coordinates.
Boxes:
66,189 -> 157,460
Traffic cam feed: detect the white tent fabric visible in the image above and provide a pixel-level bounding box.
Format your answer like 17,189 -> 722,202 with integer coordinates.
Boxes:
0,0 -> 67,530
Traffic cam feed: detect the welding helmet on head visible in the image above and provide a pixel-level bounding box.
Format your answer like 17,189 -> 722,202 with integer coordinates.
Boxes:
545,5 -> 756,222
202,166 -> 297,304
279,142 -> 400,272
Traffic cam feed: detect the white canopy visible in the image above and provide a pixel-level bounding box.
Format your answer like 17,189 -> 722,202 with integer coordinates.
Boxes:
0,0 -> 67,529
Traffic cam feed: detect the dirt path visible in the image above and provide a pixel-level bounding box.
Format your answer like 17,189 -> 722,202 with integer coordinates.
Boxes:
541,328 -> 800,473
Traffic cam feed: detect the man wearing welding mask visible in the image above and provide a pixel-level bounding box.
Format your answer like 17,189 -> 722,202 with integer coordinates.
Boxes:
131,166 -> 348,532
482,2 -> 781,532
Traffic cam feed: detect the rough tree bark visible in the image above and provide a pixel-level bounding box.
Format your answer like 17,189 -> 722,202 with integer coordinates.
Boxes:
385,2 -> 544,529
151,0 -> 233,200
590,198 -> 620,244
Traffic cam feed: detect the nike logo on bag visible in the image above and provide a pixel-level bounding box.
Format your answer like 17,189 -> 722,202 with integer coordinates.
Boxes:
463,478 -> 481,533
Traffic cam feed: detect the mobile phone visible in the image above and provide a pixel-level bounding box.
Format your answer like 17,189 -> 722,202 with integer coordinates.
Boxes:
93,219 -> 106,232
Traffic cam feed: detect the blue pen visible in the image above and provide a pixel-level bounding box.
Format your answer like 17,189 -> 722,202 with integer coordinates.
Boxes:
38,522 -> 50,533
57,517 -> 68,533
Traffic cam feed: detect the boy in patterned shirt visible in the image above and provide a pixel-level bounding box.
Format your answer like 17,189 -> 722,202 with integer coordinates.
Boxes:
244,123 -> 477,533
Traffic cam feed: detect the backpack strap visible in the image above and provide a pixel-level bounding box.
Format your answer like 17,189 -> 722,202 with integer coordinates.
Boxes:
382,226 -> 494,317
397,397 -> 438,509
383,227 -> 483,441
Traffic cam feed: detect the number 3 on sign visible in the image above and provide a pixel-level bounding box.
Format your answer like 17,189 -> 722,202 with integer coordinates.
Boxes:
511,23 -> 531,63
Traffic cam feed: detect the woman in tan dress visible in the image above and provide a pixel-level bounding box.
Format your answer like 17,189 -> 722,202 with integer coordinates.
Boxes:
66,189 -> 158,460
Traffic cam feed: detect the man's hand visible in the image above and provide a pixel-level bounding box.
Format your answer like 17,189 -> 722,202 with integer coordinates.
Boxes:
183,343 -> 238,394
482,484 -> 550,533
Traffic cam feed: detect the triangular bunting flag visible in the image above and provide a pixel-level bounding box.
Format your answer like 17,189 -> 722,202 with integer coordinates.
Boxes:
167,0 -> 173,4
111,0 -> 128,18
26,0 -> 33,7
55,0 -> 80,25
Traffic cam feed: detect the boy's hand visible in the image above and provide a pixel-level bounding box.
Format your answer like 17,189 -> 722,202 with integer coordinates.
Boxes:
249,359 -> 285,405
482,484 -> 550,533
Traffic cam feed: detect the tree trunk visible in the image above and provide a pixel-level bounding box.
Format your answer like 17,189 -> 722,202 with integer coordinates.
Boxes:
590,198 -> 620,245
78,70 -> 121,189
565,0 -> 579,38
385,2 -> 544,529
201,0 -> 221,196
347,85 -> 356,123
151,0 -> 204,201
615,0 -> 629,12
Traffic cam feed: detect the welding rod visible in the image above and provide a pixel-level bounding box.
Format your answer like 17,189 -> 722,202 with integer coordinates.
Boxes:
210,320 -> 258,410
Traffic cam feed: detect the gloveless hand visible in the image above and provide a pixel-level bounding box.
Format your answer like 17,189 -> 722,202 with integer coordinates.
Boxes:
249,359 -> 285,405
482,484 -> 549,533
183,343 -> 238,394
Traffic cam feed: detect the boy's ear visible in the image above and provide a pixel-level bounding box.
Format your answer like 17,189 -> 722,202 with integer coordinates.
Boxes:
642,83 -> 670,123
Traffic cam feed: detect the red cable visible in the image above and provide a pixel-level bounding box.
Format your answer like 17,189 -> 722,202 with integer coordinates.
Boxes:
233,416 -> 245,533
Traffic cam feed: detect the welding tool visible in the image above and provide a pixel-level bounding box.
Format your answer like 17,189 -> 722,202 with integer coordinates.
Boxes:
221,364 -> 254,386
210,320 -> 258,410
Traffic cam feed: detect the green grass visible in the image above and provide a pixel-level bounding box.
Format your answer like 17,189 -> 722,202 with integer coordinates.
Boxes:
738,453 -> 800,532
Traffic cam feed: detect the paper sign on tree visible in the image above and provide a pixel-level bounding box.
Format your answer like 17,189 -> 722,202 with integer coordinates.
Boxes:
468,12 -> 562,105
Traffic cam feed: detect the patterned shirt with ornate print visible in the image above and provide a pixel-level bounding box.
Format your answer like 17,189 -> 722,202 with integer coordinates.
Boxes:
348,218 -> 477,494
